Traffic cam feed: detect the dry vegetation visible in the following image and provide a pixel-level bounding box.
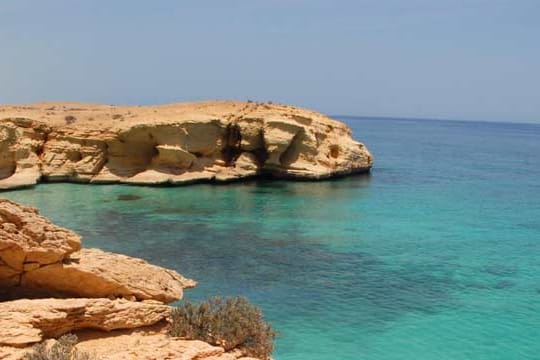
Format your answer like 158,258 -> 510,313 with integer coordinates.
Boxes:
24,334 -> 95,360
64,115 -> 76,125
169,297 -> 277,359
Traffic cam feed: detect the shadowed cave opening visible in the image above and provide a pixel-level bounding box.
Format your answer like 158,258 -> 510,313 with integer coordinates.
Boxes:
279,130 -> 304,167
0,285 -> 83,302
0,157 -> 16,180
105,141 -> 159,178
222,123 -> 242,166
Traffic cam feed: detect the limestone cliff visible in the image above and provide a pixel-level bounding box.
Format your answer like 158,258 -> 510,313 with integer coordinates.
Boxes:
0,101 -> 372,189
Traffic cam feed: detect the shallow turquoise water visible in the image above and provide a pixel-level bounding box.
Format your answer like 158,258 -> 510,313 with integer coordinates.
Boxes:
2,118 -> 540,360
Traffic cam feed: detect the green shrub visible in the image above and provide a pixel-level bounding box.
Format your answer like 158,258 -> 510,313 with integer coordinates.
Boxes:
24,334 -> 95,360
169,296 -> 277,359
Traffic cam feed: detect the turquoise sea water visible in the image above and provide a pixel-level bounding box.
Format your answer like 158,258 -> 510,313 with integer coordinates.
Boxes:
2,118 -> 540,360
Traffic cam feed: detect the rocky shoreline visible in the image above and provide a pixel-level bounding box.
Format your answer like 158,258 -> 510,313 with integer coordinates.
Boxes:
0,199 -> 261,359
0,101 -> 372,190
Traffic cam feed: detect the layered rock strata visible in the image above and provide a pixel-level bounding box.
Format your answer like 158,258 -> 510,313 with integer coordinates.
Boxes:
0,298 -> 170,347
0,101 -> 373,189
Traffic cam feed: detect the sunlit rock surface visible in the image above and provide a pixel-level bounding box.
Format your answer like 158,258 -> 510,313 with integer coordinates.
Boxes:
0,101 -> 373,189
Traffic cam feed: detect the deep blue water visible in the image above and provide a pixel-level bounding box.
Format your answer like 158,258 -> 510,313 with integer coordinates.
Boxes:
3,118 -> 540,360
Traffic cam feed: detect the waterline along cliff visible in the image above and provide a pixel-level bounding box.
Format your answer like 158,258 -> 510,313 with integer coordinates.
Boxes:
0,101 -> 372,190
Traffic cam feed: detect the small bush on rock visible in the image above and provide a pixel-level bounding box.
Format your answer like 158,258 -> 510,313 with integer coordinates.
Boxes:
24,334 -> 95,360
169,296 -> 277,359
64,115 -> 77,125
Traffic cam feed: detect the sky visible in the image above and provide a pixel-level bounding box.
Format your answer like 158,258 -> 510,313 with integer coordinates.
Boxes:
0,0 -> 539,123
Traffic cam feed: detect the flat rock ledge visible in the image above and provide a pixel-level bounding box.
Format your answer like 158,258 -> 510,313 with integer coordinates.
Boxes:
0,298 -> 170,347
0,200 -> 257,359
0,325 -> 260,360
0,199 -> 195,302
0,101 -> 373,190
21,248 -> 196,303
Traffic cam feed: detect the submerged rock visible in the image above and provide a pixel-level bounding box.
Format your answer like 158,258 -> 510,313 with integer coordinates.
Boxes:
117,194 -> 142,201
0,101 -> 373,189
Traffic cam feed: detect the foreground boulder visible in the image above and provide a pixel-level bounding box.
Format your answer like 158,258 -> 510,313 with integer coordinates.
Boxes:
0,200 -> 194,303
22,248 -> 196,303
0,298 -> 169,347
0,199 -> 81,287
0,101 -> 373,189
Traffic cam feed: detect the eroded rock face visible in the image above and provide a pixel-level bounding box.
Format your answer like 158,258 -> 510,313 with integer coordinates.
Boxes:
0,101 -> 373,189
0,298 -> 170,347
0,200 -> 194,303
0,199 -> 81,288
22,248 -> 196,303
0,118 -> 49,189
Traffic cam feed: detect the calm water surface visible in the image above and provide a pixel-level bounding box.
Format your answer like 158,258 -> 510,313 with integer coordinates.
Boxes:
3,118 -> 540,360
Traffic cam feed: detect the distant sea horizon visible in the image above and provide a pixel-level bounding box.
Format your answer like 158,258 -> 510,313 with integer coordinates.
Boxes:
333,114 -> 540,127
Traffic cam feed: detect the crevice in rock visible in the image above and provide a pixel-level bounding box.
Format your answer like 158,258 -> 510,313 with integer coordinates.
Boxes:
279,129 -> 304,167
251,130 -> 269,167
35,131 -> 48,158
92,143 -> 109,175
221,123 -> 242,166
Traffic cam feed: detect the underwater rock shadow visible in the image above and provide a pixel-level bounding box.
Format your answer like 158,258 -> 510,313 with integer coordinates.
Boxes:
139,222 -> 460,326
83,210 -> 462,329
117,194 -> 142,201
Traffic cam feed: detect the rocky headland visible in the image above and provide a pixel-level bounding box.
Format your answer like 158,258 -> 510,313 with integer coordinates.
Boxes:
0,199 -> 260,359
0,101 -> 372,190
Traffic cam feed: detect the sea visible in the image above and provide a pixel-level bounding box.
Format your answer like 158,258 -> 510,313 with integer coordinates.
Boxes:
3,117 -> 540,360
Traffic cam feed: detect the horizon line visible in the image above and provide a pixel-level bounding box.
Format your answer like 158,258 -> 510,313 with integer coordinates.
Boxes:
332,114 -> 540,127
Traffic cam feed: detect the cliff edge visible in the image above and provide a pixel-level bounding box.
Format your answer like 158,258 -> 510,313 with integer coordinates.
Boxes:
0,101 -> 372,189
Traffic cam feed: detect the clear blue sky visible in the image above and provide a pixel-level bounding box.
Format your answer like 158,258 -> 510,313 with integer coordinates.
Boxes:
1,0 -> 538,123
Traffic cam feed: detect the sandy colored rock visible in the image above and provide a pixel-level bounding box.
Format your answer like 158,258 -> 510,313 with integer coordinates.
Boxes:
0,199 -> 81,287
0,325 -> 263,359
0,298 -> 170,347
0,200 -> 194,303
0,118 -> 49,189
0,346 -> 26,360
73,326 -> 260,360
22,248 -> 196,303
0,101 -> 373,189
